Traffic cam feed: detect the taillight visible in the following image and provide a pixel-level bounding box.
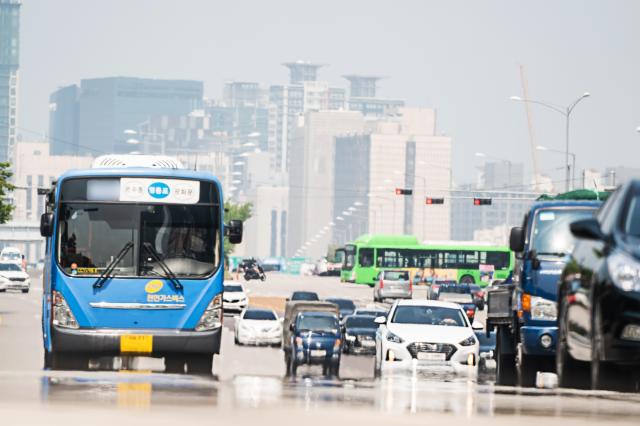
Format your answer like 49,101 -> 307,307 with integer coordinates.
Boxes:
466,308 -> 475,319
380,279 -> 384,289
409,279 -> 413,292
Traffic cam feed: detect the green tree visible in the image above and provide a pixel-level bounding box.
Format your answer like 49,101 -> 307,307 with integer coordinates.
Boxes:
223,201 -> 252,257
0,162 -> 15,224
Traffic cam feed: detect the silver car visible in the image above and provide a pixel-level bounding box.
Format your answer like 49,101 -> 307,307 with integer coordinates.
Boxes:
373,270 -> 412,302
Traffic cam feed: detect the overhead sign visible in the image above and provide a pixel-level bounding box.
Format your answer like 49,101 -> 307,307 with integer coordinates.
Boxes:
120,178 -> 199,204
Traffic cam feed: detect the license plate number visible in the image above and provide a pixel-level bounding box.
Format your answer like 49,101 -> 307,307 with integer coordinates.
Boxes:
310,349 -> 326,357
361,341 -> 375,347
120,334 -> 153,354
417,352 -> 446,361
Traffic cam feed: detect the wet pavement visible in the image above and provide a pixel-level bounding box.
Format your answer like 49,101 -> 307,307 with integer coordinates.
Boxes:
2,273 -> 640,425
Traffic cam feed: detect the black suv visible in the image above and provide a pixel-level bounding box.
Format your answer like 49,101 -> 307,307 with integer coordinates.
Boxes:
557,181 -> 640,391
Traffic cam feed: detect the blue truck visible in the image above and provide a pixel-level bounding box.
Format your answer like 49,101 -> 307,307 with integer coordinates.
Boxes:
487,195 -> 604,387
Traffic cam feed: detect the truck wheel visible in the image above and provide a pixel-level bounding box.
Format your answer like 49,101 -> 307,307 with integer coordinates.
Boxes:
590,303 -> 629,391
516,344 -> 545,388
284,353 -> 292,376
557,303 -> 589,389
495,328 -> 516,386
185,354 -> 213,375
164,355 -> 186,374
290,361 -> 298,377
330,362 -> 340,377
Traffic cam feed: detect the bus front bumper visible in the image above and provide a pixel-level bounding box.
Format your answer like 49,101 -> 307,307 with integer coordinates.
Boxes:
51,326 -> 222,356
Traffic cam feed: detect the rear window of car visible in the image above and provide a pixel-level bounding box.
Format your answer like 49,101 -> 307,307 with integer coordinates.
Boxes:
243,310 -> 276,321
327,299 -> 355,310
292,292 -> 319,301
224,285 -> 243,292
384,271 -> 409,280
345,316 -> 376,329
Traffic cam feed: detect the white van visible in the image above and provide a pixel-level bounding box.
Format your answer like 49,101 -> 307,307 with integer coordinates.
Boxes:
0,247 -> 23,269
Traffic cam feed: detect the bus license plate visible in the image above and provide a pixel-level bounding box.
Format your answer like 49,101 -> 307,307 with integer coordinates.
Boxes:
120,335 -> 153,354
417,352 -> 446,361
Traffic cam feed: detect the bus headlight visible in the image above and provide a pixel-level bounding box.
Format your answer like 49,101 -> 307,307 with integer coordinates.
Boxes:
195,294 -> 223,331
52,291 -> 79,329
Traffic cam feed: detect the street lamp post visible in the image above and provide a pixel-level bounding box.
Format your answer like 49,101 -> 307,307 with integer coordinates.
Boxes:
536,145 -> 576,189
510,92 -> 590,191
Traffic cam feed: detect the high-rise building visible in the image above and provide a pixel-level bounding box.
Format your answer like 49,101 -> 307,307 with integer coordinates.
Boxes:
483,161 -> 524,190
343,74 -> 404,117
48,85 -> 81,155
333,108 -> 451,245
268,62 -> 346,172
48,77 -> 203,156
0,0 -> 21,163
287,110 -> 365,258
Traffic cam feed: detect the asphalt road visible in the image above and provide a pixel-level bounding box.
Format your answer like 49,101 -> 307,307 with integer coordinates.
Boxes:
1,272 -> 640,426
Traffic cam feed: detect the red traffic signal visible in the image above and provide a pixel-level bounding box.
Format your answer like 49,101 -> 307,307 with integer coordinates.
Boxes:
395,188 -> 413,195
473,197 -> 492,206
426,197 -> 445,205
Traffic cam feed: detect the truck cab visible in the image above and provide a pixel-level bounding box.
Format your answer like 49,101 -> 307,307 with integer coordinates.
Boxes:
488,198 -> 602,386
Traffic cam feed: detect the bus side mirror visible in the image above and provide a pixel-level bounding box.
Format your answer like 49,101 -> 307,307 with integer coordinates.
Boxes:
226,220 -> 243,244
509,227 -> 524,253
40,213 -> 53,237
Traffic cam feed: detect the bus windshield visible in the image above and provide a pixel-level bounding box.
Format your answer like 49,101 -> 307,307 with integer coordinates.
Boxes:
343,245 -> 356,270
57,179 -> 221,278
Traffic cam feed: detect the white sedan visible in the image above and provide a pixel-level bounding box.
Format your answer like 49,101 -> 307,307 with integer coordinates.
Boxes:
0,262 -> 30,293
234,308 -> 282,346
223,281 -> 249,313
374,299 -> 479,374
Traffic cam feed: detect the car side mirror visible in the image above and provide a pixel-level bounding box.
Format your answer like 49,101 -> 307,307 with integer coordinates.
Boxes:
570,218 -> 605,241
472,321 -> 484,331
509,226 -> 524,253
225,220 -> 243,244
374,316 -> 387,325
40,213 -> 53,237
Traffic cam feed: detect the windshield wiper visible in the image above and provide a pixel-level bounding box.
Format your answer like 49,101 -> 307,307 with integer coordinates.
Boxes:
142,242 -> 183,290
93,242 -> 134,289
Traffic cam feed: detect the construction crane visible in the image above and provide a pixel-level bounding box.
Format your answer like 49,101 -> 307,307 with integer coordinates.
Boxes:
519,65 -> 540,189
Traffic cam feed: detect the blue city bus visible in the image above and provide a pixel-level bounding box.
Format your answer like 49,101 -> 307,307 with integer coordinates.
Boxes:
39,156 -> 243,373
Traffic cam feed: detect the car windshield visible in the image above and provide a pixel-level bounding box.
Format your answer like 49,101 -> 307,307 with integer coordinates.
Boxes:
392,305 -> 467,327
531,208 -> 596,256
292,292 -> 319,301
297,315 -> 339,332
384,271 -> 409,280
624,195 -> 640,237
57,178 -> 221,278
438,293 -> 474,304
224,285 -> 244,292
0,263 -> 22,271
1,253 -> 20,260
243,310 -> 276,321
327,299 -> 355,310
345,316 -> 377,329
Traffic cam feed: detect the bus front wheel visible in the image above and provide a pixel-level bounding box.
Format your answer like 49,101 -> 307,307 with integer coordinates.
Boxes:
47,352 -> 90,371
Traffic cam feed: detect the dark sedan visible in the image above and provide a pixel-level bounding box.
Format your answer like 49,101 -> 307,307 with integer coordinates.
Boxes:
289,291 -> 320,302
326,298 -> 356,319
342,315 -> 378,355
557,181 -> 640,391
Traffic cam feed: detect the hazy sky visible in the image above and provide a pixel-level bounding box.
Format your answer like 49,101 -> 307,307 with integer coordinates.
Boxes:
18,0 -> 640,186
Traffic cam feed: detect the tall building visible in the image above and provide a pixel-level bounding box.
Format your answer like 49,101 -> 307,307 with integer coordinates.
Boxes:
268,62 -> 346,172
343,75 -> 404,117
0,0 -> 21,163
333,108 -> 452,245
48,77 -> 203,156
48,85 -> 80,155
483,161 -> 524,190
287,110 -> 365,258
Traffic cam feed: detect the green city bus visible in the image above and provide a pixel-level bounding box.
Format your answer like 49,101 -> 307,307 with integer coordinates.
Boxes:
340,234 -> 514,288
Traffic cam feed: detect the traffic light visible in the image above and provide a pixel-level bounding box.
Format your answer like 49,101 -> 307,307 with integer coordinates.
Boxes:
395,188 -> 413,195
425,197 -> 445,205
473,197 -> 492,206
